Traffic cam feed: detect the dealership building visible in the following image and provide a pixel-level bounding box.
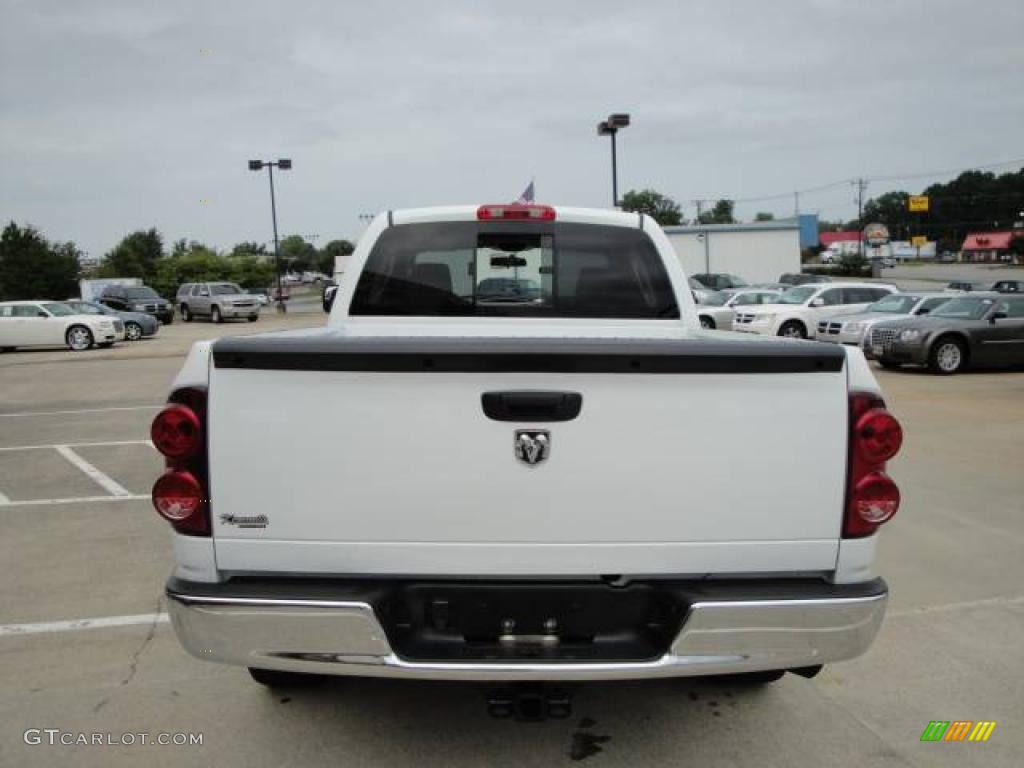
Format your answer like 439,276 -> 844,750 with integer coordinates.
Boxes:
663,216 -> 810,284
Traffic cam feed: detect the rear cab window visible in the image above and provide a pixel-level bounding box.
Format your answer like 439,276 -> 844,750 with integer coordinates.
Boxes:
350,222 -> 679,319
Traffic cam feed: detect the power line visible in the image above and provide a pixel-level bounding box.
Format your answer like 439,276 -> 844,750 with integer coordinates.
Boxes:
865,157 -> 1024,184
687,156 -> 1024,207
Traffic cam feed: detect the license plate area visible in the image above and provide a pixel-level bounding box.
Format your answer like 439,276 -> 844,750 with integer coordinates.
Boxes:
374,583 -> 685,662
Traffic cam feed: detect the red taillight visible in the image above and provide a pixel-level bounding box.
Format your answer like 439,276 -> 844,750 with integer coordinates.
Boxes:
152,470 -> 207,533
477,204 -> 556,221
845,392 -> 902,538
151,403 -> 201,460
854,408 -> 903,464
151,387 -> 210,536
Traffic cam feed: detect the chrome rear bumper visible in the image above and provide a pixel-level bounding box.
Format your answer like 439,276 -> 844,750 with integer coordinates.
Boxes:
167,579 -> 887,681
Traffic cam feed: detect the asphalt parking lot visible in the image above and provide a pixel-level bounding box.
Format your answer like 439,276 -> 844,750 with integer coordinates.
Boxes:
1,315 -> 1022,767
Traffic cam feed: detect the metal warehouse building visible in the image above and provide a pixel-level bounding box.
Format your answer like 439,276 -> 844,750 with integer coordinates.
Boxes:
663,219 -> 804,284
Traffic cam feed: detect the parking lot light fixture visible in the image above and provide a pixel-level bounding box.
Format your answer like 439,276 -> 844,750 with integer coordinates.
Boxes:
596,113 -> 630,208
248,158 -> 292,312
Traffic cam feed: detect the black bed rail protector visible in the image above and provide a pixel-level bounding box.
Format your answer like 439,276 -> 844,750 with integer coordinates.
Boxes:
211,335 -> 846,374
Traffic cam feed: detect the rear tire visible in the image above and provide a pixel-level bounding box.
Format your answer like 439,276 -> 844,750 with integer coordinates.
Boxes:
699,316 -> 716,330
248,668 -> 326,688
180,305 -> 192,322
211,306 -> 223,324
66,325 -> 94,351
928,336 -> 966,375
777,321 -> 807,339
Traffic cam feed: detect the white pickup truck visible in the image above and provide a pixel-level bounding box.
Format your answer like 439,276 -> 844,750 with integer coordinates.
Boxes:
153,204 -> 902,709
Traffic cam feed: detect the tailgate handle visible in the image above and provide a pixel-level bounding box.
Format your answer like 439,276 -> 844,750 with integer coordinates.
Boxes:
481,391 -> 582,422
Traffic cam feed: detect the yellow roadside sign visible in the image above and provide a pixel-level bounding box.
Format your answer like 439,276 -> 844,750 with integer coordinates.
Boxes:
908,195 -> 929,212
911,235 -> 928,247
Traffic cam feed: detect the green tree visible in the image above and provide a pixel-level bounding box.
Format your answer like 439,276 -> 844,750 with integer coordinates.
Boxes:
317,239 -> 355,276
862,191 -> 911,238
279,235 -> 318,273
754,212 -> 774,222
698,199 -> 735,225
231,254 -> 276,291
230,241 -> 268,258
152,241 -> 276,298
100,228 -> 164,280
0,222 -> 81,301
621,189 -> 683,226
838,251 -> 868,276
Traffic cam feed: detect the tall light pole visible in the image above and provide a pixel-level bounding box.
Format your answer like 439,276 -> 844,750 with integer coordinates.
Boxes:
248,158 -> 292,312
596,113 -> 630,207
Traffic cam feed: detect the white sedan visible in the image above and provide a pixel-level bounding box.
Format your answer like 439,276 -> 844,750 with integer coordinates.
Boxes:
732,283 -> 898,339
0,300 -> 123,351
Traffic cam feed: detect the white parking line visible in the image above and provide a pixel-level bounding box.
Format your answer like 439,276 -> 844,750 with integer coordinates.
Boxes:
0,613 -> 169,637
0,439 -> 154,453
54,445 -> 133,497
0,405 -> 161,418
0,494 -> 149,507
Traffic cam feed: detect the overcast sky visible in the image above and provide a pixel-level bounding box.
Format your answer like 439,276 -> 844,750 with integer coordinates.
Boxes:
2,0 -> 1022,257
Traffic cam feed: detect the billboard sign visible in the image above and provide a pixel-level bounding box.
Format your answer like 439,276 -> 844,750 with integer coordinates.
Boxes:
864,222 -> 890,247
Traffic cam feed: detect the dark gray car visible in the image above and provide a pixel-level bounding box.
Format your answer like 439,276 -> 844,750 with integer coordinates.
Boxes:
864,294 -> 1024,374
64,299 -> 160,341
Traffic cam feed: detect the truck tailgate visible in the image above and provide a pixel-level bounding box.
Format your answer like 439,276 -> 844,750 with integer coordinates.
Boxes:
208,336 -> 849,576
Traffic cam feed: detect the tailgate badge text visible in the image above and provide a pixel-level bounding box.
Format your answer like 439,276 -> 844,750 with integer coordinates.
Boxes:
219,513 -> 269,529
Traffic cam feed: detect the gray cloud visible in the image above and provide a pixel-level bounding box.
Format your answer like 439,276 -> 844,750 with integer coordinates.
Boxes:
1,0 -> 1022,257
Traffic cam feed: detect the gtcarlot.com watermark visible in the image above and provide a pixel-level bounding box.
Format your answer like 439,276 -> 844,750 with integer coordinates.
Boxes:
24,729 -> 203,746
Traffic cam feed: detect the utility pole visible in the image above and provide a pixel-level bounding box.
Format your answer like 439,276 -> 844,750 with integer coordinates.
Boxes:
854,178 -> 868,255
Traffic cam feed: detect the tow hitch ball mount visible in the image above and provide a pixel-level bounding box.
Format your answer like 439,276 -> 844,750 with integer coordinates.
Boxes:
486,684 -> 572,721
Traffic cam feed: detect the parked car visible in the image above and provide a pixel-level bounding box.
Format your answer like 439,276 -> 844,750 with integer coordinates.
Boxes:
779,272 -> 832,286
100,284 -> 174,324
691,273 -> 748,291
695,288 -> 782,331
865,294 -> 1024,373
991,280 -> 1023,293
816,292 -> 956,346
733,283 -> 898,339
946,280 -> 985,292
177,282 -> 262,323
154,203 -> 900,694
688,277 -> 715,304
64,299 -> 159,341
322,282 -> 338,313
0,300 -> 121,351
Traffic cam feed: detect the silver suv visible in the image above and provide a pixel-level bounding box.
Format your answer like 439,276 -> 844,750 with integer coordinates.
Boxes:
177,282 -> 261,323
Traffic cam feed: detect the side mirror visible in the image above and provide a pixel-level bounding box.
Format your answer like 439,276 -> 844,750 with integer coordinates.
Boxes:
918,308 -> 930,315
810,297 -> 825,307
989,311 -> 1007,324
38,311 -> 49,318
